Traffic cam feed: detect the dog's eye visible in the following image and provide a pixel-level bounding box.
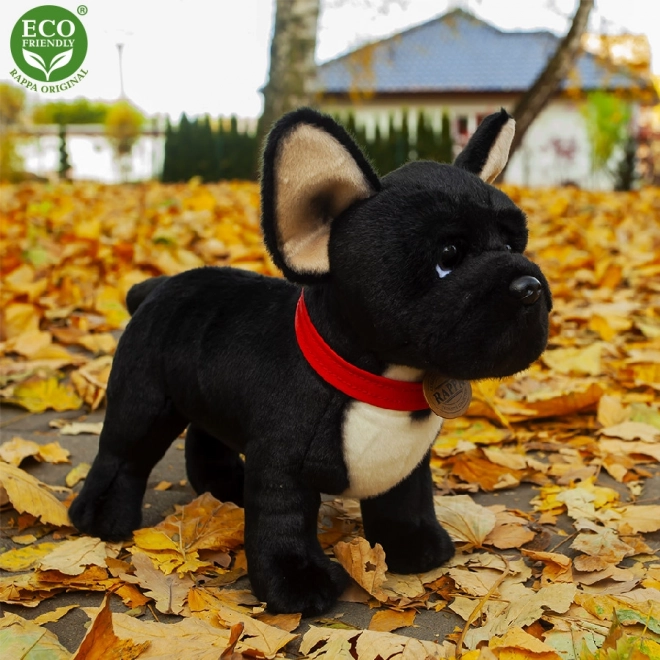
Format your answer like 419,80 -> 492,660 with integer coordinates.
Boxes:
436,245 -> 461,278
505,244 -> 513,252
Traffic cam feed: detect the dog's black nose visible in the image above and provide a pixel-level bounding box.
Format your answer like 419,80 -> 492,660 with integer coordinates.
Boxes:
509,276 -> 542,305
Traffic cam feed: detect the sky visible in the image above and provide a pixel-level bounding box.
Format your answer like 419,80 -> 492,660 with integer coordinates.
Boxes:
1,0 -> 658,119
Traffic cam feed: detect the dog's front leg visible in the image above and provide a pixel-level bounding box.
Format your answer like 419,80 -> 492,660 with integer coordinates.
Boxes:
244,456 -> 349,616
360,452 -> 455,573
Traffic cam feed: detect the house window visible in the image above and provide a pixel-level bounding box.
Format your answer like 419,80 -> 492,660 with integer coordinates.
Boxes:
457,116 -> 469,136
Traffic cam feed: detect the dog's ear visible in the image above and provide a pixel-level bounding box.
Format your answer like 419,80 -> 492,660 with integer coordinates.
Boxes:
453,109 -> 515,183
261,108 -> 380,282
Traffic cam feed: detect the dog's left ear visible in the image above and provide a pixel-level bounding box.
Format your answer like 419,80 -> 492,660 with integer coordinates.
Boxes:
453,109 -> 515,183
261,108 -> 381,283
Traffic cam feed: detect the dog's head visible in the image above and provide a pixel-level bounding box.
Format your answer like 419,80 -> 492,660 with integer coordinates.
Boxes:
261,109 -> 551,380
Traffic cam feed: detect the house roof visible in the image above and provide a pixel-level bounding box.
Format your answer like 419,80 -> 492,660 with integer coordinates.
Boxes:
318,9 -> 650,95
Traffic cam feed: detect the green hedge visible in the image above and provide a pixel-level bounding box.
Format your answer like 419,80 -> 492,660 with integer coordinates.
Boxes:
161,110 -> 453,183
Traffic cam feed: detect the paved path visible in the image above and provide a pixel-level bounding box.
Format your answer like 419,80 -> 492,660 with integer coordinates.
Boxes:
1,404 -> 658,654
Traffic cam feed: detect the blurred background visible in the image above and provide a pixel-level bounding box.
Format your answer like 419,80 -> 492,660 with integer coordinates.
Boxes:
1,0 -> 659,189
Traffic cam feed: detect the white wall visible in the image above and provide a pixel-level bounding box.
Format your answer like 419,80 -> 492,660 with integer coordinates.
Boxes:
322,96 -> 620,189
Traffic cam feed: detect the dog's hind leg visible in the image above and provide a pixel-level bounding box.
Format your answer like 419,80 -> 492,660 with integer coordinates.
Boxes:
69,386 -> 187,541
360,452 -> 455,573
185,425 -> 245,506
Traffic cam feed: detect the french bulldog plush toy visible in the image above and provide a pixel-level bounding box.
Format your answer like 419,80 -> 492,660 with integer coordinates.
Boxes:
69,108 -> 551,616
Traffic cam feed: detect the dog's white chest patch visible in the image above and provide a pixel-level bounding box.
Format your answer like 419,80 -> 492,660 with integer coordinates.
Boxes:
340,367 -> 443,499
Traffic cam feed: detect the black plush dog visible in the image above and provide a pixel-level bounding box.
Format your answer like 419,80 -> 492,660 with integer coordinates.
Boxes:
69,108 -> 551,616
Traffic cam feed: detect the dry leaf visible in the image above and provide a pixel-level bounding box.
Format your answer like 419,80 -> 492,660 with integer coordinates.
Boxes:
333,537 -> 389,602
0,542 -> 58,572
300,625 -> 446,659
6,376 -> 83,413
489,626 -> 561,659
37,441 -> 71,464
0,436 -> 40,465
33,603 -> 79,624
255,611 -> 302,632
39,537 -> 109,575
58,422 -> 103,436
66,462 -> 91,487
214,604 -> 298,656
434,495 -> 497,546
571,528 -> 636,564
133,492 -> 244,575
615,505 -> 660,534
0,611 -> 70,659
130,551 -> 193,615
86,607 -> 279,659
73,595 -> 149,660
368,609 -> 416,632
0,461 -> 70,527
599,421 -> 660,443
521,549 -> 573,585
542,343 -> 603,376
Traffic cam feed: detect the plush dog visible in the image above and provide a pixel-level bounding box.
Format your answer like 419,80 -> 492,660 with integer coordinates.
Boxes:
69,108 -> 551,616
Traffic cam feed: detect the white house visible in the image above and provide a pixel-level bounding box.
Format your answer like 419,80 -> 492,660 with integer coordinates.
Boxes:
317,9 -> 656,189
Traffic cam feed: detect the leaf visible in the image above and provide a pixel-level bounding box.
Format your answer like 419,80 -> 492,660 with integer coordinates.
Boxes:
58,422 -> 104,436
39,537 -> 109,576
66,462 -> 91,487
615,505 -> 660,534
489,627 -> 562,660
7,376 -> 82,413
214,604 -> 298,656
542,343 -> 603,376
37,442 -> 71,464
333,537 -> 389,602
0,611 -> 71,659
0,462 -> 70,527
22,48 -> 48,77
521,550 -> 573,585
33,604 -> 79,625
73,595 -> 149,660
0,436 -> 40,465
47,49 -> 73,81
77,333 -> 117,355
0,542 -> 58,572
130,551 -> 193,614
599,421 -> 660,443
434,495 -> 497,547
464,583 -> 577,648
299,625 -> 446,659
255,612 -> 302,633
132,492 -> 244,574
597,395 -> 628,427
83,607 -> 273,659
571,528 -> 636,564
368,609 -> 416,632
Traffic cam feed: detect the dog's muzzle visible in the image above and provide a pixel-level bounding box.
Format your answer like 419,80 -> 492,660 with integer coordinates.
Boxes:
509,276 -> 542,305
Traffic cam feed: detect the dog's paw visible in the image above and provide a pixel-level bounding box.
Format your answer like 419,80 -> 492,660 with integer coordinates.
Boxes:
371,520 -> 455,574
253,554 -> 349,616
68,456 -> 146,542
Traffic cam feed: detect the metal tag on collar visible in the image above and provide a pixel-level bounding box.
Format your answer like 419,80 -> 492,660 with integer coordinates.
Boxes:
422,373 -> 472,418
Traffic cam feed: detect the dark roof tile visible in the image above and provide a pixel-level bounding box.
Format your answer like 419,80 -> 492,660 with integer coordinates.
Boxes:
318,9 -> 646,94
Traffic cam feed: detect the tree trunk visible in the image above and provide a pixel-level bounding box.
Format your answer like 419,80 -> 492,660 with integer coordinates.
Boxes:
260,0 -> 321,143
507,0 -> 594,162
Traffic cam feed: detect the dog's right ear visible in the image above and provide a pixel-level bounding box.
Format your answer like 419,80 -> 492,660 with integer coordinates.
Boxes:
261,108 -> 380,283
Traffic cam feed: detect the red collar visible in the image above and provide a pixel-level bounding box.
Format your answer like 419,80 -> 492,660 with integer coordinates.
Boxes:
295,293 -> 430,411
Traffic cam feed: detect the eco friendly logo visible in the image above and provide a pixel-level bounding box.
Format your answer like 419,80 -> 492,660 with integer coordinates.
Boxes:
9,5 -> 89,93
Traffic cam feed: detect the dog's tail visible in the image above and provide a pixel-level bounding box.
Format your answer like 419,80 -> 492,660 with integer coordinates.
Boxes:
126,276 -> 169,315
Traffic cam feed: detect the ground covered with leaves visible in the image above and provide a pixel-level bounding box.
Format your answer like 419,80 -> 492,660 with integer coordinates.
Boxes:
0,181 -> 659,659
